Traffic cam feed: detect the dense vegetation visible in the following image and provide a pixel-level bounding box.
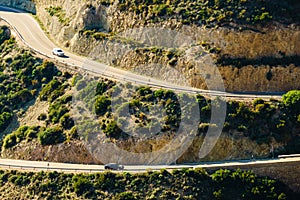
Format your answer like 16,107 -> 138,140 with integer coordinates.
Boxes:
0,168 -> 296,199
98,0 -> 299,27
0,25 -> 74,149
0,25 -> 58,136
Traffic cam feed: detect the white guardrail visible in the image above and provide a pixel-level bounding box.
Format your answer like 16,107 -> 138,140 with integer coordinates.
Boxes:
0,162 -> 105,173
278,154 -> 300,159
0,158 -> 195,172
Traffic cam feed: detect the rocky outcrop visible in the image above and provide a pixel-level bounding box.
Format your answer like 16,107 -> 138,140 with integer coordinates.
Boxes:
33,0 -> 110,46
31,0 -> 300,92
1,139 -> 100,164
219,64 -> 300,92
2,1 -> 300,92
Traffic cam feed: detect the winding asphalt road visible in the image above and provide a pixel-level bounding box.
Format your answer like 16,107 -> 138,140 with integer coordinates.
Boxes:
0,156 -> 299,173
0,5 -> 283,99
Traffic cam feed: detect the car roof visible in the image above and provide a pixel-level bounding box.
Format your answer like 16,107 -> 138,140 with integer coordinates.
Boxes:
53,48 -> 63,51
105,163 -> 118,166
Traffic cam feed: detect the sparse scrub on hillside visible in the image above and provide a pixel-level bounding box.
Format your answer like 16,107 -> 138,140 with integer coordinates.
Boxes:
80,29 -> 111,41
0,26 -> 75,151
73,74 -> 300,157
45,6 -> 70,25
217,55 -> 300,68
196,93 -> 300,156
99,0 -> 299,27
2,126 -> 39,149
39,76 -> 69,103
0,27 -> 62,135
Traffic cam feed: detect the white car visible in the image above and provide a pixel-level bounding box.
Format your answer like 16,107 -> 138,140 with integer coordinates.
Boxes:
104,163 -> 124,170
52,48 -> 65,57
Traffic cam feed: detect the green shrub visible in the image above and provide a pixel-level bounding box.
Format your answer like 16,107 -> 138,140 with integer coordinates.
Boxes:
0,26 -> 10,44
103,121 -> 122,138
59,113 -> 74,129
282,90 -> 300,117
48,102 -> 69,124
9,89 -> 33,107
37,126 -> 65,145
116,191 -> 137,200
39,79 -> 61,101
72,175 -> 94,196
94,95 -> 111,116
237,125 -> 247,132
10,174 -> 30,186
35,61 -> 56,81
96,81 -> 108,95
0,111 -> 13,131
253,98 -> 265,106
37,113 -> 47,121
3,126 -> 39,148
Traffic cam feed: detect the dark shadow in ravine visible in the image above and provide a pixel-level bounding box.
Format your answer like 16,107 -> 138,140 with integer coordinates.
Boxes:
217,55 -> 300,68
0,2 -> 36,14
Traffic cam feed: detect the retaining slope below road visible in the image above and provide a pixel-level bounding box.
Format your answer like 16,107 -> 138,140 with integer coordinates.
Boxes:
204,159 -> 300,193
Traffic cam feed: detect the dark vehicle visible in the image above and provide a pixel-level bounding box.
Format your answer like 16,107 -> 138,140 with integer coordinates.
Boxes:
104,163 -> 124,170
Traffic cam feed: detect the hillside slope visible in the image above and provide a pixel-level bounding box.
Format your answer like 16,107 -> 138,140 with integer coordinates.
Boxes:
0,168 -> 297,199
0,26 -> 299,165
26,0 -> 300,92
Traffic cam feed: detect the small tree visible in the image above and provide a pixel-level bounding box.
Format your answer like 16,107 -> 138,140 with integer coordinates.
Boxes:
0,26 -> 10,44
94,95 -> 110,116
103,121 -> 122,138
37,126 -> 65,145
282,90 -> 300,117
59,113 -> 74,129
72,175 -> 94,197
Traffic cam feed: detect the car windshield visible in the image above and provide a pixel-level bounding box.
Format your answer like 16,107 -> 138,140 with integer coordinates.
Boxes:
57,50 -> 63,52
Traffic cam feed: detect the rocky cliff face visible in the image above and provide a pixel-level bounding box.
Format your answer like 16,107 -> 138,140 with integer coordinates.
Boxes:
1,139 -> 100,164
1,0 -> 299,92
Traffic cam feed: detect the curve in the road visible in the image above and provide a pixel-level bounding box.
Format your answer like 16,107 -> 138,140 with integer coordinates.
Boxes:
0,5 -> 283,99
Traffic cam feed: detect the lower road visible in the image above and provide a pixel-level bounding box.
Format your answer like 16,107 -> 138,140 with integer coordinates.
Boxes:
0,156 -> 299,173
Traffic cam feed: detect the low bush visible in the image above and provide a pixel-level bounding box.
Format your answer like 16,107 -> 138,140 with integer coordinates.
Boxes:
3,126 -> 39,149
39,78 -> 67,102
94,95 -> 111,116
59,113 -> 74,130
0,111 -> 13,131
37,126 -> 65,145
72,175 -> 95,197
103,121 -> 122,139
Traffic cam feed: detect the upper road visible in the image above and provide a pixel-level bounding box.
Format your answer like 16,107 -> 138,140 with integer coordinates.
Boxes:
0,6 -> 283,99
